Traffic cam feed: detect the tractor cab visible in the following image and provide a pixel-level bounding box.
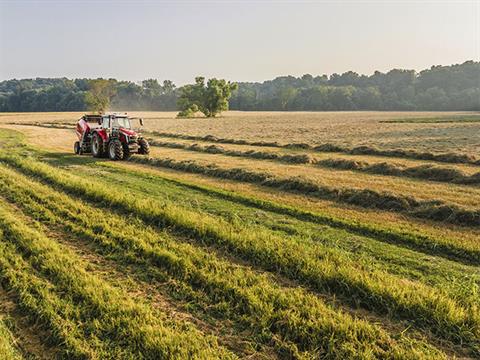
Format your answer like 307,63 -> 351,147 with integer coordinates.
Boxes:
99,115 -> 131,129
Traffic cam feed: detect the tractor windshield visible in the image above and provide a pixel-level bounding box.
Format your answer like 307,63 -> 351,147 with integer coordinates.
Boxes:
112,117 -> 131,129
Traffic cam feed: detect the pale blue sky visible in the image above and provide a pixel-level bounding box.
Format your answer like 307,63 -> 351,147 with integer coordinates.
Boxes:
0,0 -> 478,84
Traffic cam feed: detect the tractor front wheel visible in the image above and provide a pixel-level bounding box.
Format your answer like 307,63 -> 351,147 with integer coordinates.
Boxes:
74,141 -> 80,155
108,140 -> 124,161
122,143 -> 132,160
92,133 -> 105,158
138,138 -> 150,155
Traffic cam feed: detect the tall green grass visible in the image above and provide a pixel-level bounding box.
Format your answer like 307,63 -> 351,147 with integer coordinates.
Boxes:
2,156 -> 478,354
0,199 -> 235,359
0,162 -> 448,359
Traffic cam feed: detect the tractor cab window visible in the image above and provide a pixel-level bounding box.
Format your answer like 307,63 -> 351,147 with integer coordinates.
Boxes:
112,117 -> 131,129
102,117 -> 110,129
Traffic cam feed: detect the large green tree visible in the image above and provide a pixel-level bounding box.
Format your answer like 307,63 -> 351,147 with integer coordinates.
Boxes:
177,77 -> 238,117
85,79 -> 117,113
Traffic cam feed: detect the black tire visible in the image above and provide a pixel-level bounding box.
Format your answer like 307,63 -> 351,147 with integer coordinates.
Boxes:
91,133 -> 105,158
138,138 -> 150,155
122,143 -> 132,160
74,141 -> 80,155
108,140 -> 123,161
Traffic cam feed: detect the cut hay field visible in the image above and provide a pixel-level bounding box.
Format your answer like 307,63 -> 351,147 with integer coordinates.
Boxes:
0,111 -> 479,359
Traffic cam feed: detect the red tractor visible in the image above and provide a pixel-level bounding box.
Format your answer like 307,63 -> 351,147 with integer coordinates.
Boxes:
74,114 -> 150,160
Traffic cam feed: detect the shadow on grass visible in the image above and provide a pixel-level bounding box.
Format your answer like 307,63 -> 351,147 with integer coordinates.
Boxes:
39,152 -> 107,167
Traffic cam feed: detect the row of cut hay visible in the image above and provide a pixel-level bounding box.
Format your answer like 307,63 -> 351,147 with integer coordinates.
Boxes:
0,197 -> 234,359
103,161 -> 480,265
150,131 -> 480,165
97,161 -> 480,308
0,163 -> 447,359
8,122 -> 74,129
148,139 -> 480,185
3,156 -> 479,354
127,156 -> 480,227
379,115 -> 480,124
317,158 -> 480,185
10,122 -> 479,166
148,139 -> 314,164
8,123 -> 477,166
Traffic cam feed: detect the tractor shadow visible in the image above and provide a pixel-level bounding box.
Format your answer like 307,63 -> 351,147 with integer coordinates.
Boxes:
40,152 -> 108,167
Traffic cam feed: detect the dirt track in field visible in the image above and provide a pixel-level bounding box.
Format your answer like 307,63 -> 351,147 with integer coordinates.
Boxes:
1,125 -> 75,152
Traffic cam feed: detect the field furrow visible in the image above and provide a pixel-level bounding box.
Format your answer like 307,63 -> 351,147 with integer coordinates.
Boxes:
0,284 -> 58,360
8,204 -> 266,359
0,197 -> 236,359
0,161 -> 456,358
0,312 -> 23,360
1,156 -> 479,356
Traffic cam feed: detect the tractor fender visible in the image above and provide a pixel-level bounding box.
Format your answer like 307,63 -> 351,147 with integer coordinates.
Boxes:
92,129 -> 109,142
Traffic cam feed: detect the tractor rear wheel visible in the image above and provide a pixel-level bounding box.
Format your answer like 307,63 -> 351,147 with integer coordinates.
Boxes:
138,138 -> 150,155
74,141 -> 80,155
108,140 -> 123,161
92,133 -> 105,158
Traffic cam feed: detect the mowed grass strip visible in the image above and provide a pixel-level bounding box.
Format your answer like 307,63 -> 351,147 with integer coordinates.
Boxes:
7,123 -> 480,166
3,156 -> 479,354
0,200 -> 235,359
0,163 -> 451,359
141,146 -> 480,210
148,139 -> 480,185
150,131 -> 480,166
128,155 -> 480,227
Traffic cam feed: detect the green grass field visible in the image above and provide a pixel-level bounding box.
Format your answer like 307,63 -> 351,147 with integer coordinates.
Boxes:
0,111 -> 479,359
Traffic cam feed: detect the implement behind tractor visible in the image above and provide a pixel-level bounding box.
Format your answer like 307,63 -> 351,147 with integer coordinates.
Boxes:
75,114 -> 150,160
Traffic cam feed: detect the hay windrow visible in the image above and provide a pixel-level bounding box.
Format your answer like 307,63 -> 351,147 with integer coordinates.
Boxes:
148,139 -> 314,164
129,156 -> 480,227
8,122 -> 75,129
150,131 -> 480,166
316,158 -> 480,185
149,139 -> 480,185
9,123 -> 479,166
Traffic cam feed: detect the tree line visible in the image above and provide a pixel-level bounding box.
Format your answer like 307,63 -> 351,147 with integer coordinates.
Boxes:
0,78 -> 178,112
0,61 -> 478,112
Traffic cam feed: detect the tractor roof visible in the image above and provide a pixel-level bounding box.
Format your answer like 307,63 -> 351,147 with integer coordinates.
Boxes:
104,112 -> 129,118
82,113 -> 129,121
82,115 -> 102,122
